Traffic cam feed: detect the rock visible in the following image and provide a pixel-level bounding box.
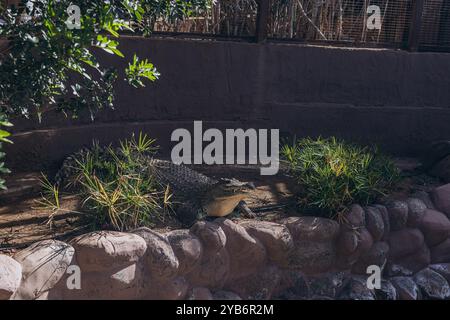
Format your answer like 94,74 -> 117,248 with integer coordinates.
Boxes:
353,242 -> 389,275
343,204 -> 365,229
365,207 -> 385,241
72,231 -> 147,273
212,290 -> 242,300
132,228 -> 179,279
388,228 -> 424,258
282,216 -> 340,242
166,230 -> 203,275
337,228 -> 373,269
289,241 -> 335,274
385,264 -> 413,277
274,270 -> 310,300
226,265 -> 281,300
375,280 -> 397,300
390,277 -> 421,300
411,190 -> 436,210
339,275 -> 375,300
431,184 -> 450,217
186,248 -> 230,289
429,263 -> 450,282
215,219 -> 266,281
187,287 -> 214,300
406,198 -> 427,227
0,255 -> 22,300
375,205 -> 391,241
187,221 -> 230,289
386,200 -> 409,231
12,240 -> 74,300
307,272 -> 349,299
413,268 -> 450,299
430,238 -> 450,263
148,277 -> 189,300
336,230 -> 359,255
55,263 -> 146,300
419,209 -> 450,247
430,155 -> 450,182
240,220 -> 294,266
190,221 -> 227,251
389,244 -> 431,273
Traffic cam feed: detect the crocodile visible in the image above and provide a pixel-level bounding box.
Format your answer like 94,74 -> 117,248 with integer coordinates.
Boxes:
55,146 -> 256,227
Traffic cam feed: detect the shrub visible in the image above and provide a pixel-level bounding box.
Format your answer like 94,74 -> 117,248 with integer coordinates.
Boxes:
38,133 -> 173,231
281,137 -> 400,218
0,113 -> 12,190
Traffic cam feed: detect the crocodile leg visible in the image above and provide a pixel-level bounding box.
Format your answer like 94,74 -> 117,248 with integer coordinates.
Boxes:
238,201 -> 256,218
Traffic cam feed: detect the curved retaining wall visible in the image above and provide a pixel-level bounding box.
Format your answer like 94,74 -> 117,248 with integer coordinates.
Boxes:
1,183 -> 450,300
5,37 -> 450,172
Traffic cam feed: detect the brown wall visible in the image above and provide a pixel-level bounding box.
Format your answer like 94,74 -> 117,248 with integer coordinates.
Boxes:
5,36 -> 450,171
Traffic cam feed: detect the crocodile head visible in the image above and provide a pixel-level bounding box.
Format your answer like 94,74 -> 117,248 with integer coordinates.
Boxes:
203,178 -> 256,217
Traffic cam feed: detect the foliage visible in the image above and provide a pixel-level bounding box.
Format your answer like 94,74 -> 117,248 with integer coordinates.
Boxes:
0,0 -> 210,120
281,137 -> 400,218
0,112 -> 12,190
38,133 -> 173,231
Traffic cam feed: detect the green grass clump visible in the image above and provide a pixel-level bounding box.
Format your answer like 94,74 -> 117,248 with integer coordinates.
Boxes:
281,137 -> 400,218
39,133 -> 172,231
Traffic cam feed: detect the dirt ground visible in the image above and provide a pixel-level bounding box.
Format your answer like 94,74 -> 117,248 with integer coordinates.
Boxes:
0,159 -> 441,254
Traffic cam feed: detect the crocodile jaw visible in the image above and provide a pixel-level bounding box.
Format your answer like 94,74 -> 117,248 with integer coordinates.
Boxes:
204,194 -> 247,217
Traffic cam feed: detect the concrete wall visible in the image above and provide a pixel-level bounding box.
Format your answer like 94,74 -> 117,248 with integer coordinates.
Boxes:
6,36 -> 450,171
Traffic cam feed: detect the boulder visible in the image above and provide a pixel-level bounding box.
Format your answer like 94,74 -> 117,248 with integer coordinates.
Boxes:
226,265 -> 282,300
72,231 -> 147,273
12,240 -> 74,300
375,280 -> 397,300
365,207 -> 385,241
375,205 -> 391,241
336,230 -> 359,255
132,228 -> 179,279
388,228 -> 424,258
342,204 -> 365,230
282,216 -> 340,242
385,264 -> 413,277
337,228 -> 373,269
430,238 -> 450,263
429,263 -> 450,282
390,277 -> 421,300
386,200 -> 409,231
215,219 -> 267,281
413,268 -> 450,299
187,221 -> 230,288
187,287 -> 214,300
389,244 -> 431,273
411,191 -> 436,210
352,242 -> 389,275
212,290 -> 242,300
419,209 -> 450,247
274,270 -> 310,300
289,241 -> 336,274
338,275 -> 375,300
0,255 -> 22,300
190,221 -> 227,251
186,248 -> 230,289
307,272 -> 349,299
166,230 -> 203,275
406,198 -> 427,227
240,220 -> 294,266
431,184 -> 450,217
147,276 -> 189,300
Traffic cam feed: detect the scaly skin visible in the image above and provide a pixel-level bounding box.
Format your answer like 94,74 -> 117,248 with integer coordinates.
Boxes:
55,147 -> 255,226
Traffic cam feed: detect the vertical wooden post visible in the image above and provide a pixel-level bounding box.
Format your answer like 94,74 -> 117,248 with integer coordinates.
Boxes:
408,0 -> 425,51
256,0 -> 270,43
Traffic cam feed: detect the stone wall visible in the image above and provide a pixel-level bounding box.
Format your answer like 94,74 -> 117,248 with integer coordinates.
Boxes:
1,183 -> 450,300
